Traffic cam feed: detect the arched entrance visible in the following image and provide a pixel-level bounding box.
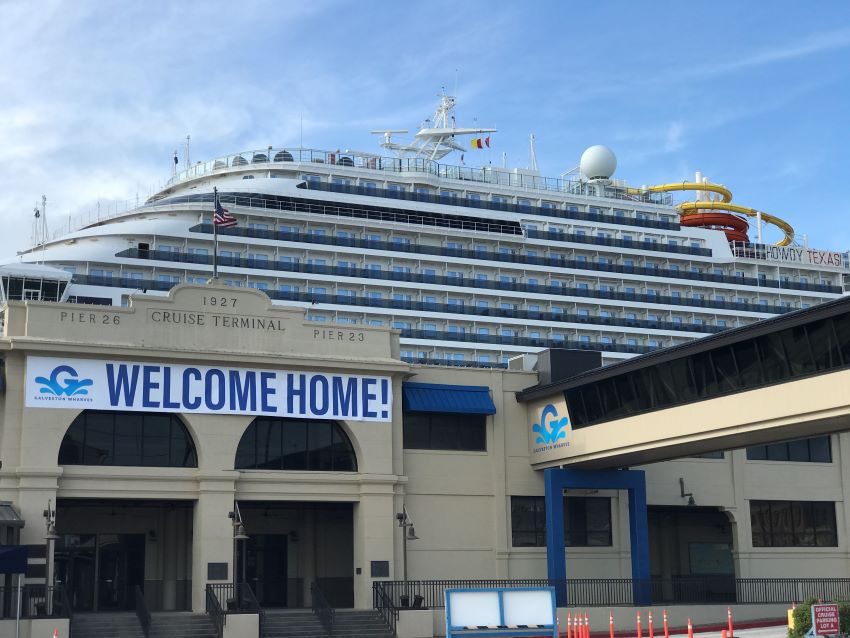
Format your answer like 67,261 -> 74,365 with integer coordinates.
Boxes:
56,411 -> 198,612
234,418 -> 357,608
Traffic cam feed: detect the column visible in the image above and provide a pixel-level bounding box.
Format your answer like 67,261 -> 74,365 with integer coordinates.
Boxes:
191,474 -> 237,612
353,488 -> 396,609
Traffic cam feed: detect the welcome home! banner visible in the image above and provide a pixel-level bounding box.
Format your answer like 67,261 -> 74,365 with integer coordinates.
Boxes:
25,356 -> 392,421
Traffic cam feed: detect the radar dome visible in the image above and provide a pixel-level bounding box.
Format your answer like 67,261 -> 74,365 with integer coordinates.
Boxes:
580,145 -> 617,180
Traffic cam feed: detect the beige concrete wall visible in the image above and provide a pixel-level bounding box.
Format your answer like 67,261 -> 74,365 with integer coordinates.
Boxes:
2,284 -> 850,614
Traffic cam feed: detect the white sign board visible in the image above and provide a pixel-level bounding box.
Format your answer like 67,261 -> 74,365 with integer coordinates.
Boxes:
445,587 -> 556,637
25,356 -> 391,421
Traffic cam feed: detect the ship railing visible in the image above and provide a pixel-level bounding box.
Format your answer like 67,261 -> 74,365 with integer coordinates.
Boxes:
183,223 -> 842,295
161,147 -> 675,205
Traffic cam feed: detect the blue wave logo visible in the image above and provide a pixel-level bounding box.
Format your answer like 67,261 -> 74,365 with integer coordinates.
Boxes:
35,365 -> 93,397
533,404 -> 569,445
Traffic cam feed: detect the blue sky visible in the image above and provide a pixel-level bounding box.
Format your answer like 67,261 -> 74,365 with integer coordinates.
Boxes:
3,0 -> 850,256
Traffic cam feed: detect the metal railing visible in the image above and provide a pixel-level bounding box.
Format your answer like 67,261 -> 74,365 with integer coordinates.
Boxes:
205,584 -> 225,638
0,584 -> 72,619
187,221 -> 843,294
160,146 -> 675,207
135,585 -> 151,638
116,243 -> 804,316
311,582 -> 335,635
373,577 -> 850,609
373,579 -> 399,636
305,180 -> 681,231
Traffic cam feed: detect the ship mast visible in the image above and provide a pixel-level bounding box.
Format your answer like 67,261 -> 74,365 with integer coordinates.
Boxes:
371,92 -> 496,160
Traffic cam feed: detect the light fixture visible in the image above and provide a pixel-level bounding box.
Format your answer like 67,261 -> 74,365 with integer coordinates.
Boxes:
45,521 -> 60,542
396,506 -> 420,582
679,477 -> 696,506
229,503 -> 249,589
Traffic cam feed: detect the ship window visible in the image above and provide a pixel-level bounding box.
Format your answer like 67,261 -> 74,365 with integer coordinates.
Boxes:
236,418 -> 356,471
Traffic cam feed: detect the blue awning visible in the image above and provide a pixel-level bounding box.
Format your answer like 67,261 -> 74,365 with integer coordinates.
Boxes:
402,382 -> 496,415
0,546 -> 27,574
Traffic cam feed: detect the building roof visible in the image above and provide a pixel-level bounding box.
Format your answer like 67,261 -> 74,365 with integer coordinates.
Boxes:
0,261 -> 72,281
516,293 -> 850,402
0,502 -> 24,528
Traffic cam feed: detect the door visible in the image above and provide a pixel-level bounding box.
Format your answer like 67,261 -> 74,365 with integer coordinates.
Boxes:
54,535 -> 96,612
97,534 -> 145,611
245,534 -> 288,607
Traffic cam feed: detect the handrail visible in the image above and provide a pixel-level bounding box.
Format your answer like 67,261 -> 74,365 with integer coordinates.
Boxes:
205,584 -> 225,638
134,585 -> 151,638
238,583 -> 265,635
311,582 -> 335,635
372,581 -> 399,637
57,584 -> 72,622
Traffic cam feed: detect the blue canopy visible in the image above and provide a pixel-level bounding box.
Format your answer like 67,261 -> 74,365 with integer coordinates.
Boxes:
402,382 -> 496,415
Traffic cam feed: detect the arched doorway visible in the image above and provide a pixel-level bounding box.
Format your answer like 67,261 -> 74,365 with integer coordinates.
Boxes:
56,411 -> 197,612
234,418 -> 357,608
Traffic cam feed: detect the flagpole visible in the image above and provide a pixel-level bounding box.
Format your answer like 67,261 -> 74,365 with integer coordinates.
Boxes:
213,187 -> 219,280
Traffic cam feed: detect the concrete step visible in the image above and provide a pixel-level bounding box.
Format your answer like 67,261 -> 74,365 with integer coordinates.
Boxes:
71,612 -> 145,638
260,609 -> 393,638
150,612 -> 217,638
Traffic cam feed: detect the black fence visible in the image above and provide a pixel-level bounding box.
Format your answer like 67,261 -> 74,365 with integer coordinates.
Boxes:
0,584 -> 72,619
373,577 -> 850,612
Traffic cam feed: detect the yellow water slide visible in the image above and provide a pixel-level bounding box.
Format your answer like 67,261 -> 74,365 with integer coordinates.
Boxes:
626,181 -> 795,247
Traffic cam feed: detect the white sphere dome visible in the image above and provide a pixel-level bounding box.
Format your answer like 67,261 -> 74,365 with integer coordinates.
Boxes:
580,145 -> 617,180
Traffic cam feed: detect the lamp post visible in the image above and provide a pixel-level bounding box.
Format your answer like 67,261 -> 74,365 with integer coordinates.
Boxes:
395,507 -> 419,583
43,501 -> 59,615
229,503 -> 249,606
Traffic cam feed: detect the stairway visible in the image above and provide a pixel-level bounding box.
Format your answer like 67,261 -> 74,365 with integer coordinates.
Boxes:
333,610 -> 395,638
71,612 -> 145,638
262,608 -> 394,638
149,611 -> 218,638
71,610 -> 217,638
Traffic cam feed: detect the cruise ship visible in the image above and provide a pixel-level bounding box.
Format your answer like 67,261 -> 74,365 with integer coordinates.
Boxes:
6,95 -> 849,367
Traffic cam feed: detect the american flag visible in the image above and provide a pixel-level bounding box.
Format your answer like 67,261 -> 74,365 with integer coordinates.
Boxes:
213,191 -> 237,228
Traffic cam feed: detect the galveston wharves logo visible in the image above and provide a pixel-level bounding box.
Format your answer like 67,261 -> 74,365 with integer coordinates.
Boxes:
532,403 -> 570,454
32,365 -> 95,404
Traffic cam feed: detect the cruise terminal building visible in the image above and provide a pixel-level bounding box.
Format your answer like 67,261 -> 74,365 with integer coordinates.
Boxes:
2,283 -> 850,634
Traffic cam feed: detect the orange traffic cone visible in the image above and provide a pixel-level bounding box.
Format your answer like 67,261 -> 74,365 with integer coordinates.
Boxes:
687,618 -> 694,638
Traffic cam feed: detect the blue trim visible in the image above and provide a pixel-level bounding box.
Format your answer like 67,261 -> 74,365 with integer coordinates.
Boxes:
543,468 -> 651,606
403,382 -> 497,415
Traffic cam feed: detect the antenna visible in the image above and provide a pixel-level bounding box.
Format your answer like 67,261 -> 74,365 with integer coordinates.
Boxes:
185,135 -> 191,171
173,149 -> 179,175
529,134 -> 538,171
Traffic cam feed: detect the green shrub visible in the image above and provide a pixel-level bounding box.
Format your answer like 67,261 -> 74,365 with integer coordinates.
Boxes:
789,597 -> 817,638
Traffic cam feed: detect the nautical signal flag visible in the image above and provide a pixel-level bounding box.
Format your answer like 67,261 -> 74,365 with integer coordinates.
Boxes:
470,136 -> 490,149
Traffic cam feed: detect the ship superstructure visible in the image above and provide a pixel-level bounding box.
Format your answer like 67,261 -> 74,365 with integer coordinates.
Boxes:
7,96 -> 849,368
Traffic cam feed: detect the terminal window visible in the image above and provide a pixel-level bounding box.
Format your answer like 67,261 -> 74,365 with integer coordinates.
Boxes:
750,500 -> 837,547
510,496 -> 612,548
746,436 -> 832,463
402,412 -> 486,451
235,418 -> 356,472
58,411 -> 197,467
